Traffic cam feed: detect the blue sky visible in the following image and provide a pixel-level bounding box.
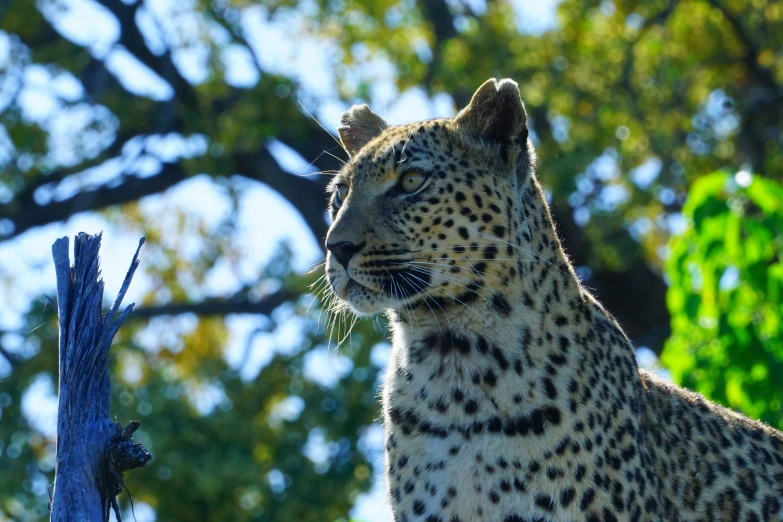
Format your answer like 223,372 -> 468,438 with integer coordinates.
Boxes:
0,1 -> 565,519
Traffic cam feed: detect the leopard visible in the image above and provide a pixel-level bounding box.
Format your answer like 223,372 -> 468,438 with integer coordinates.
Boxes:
323,78 -> 783,522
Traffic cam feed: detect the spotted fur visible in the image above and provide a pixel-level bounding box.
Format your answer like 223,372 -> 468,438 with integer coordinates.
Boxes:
324,78 -> 783,522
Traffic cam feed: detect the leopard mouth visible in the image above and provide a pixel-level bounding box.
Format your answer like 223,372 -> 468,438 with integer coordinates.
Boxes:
347,268 -> 425,296
331,264 -> 431,311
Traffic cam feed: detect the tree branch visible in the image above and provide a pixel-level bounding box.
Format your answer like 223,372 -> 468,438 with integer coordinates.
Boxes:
93,0 -> 197,108
1,163 -> 187,241
549,203 -> 670,351
419,0 -> 457,43
0,344 -> 18,370
133,288 -> 298,318
12,7 -> 133,104
417,0 -> 471,106
704,0 -> 781,93
235,148 -> 330,244
0,143 -> 333,251
13,131 -> 145,211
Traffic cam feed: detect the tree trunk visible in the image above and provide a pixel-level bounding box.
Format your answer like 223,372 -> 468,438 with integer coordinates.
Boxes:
50,233 -> 151,521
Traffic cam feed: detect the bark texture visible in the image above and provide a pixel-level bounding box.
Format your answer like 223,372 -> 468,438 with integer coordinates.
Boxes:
51,233 -> 151,522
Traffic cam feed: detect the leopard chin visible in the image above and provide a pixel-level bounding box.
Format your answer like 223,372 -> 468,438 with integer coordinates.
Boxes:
328,254 -> 439,316
332,271 -> 427,316
340,279 -> 386,315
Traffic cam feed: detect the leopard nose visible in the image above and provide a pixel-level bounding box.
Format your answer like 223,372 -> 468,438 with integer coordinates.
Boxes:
326,240 -> 364,269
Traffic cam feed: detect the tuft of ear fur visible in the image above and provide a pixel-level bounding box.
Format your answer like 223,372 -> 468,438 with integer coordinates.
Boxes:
455,78 -> 527,147
338,104 -> 389,157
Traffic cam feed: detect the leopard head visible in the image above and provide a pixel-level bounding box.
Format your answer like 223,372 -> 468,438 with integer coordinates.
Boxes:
325,78 -> 535,316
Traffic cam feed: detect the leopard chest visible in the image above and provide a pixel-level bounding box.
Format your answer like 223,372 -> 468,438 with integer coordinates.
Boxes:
381,357 -> 599,521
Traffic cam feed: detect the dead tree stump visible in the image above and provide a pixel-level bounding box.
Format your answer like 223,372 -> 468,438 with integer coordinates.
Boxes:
50,232 -> 151,521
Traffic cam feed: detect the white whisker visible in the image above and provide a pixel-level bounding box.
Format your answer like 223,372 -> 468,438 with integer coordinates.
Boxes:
404,265 -> 504,316
399,272 -> 447,336
402,269 -> 499,335
479,232 -> 572,280
298,100 -> 350,158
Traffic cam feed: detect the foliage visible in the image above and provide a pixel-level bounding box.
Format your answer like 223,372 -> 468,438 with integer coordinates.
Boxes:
0,0 -> 782,520
662,171 -> 783,429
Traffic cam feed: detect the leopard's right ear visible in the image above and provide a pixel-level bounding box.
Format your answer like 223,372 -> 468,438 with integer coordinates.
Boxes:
338,104 -> 389,157
455,78 -> 527,147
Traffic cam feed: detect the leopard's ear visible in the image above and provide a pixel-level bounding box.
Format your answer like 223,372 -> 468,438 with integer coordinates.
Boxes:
338,104 -> 389,157
455,78 -> 527,146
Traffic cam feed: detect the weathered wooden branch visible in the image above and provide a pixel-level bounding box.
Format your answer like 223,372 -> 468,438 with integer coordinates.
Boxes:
50,232 -> 151,522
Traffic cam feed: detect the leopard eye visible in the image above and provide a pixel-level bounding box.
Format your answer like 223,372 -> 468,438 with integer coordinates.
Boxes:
334,184 -> 349,208
400,170 -> 427,193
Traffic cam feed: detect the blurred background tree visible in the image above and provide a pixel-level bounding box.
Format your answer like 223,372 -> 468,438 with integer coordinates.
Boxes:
0,0 -> 781,520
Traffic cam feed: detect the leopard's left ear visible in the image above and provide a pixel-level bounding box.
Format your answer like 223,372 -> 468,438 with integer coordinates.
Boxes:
455,78 -> 528,148
338,104 -> 389,157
